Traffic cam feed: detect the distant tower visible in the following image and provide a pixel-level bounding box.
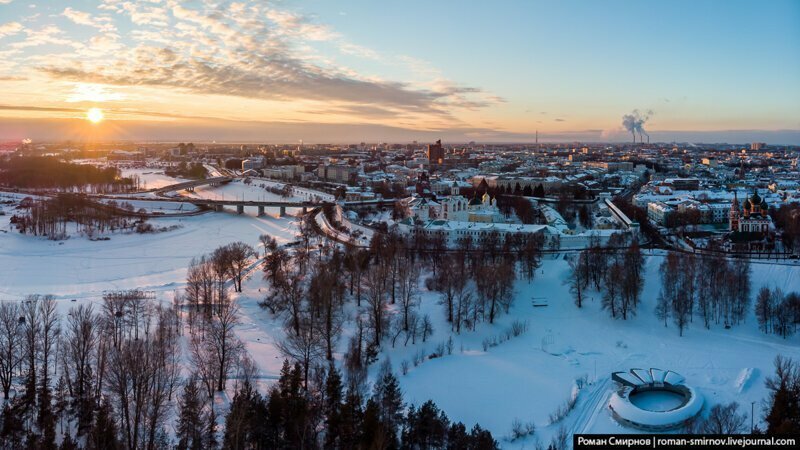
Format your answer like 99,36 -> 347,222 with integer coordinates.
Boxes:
451,180 -> 460,197
729,191 -> 740,231
427,139 -> 444,166
535,130 -> 538,145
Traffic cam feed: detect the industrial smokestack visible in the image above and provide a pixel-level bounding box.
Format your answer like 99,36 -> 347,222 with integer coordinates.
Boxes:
622,109 -> 653,145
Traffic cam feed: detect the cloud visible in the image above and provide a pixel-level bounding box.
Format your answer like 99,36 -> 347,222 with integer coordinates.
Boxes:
0,0 -> 13,5
105,1 -> 168,27
554,118 -> 566,122
66,83 -> 126,103
0,21 -> 23,38
9,25 -> 81,51
0,104 -> 83,113
62,7 -> 116,32
33,1 -> 498,123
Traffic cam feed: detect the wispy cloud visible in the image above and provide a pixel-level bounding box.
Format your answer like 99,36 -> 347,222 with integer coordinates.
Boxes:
31,0 -> 499,124
62,7 -> 116,32
0,21 -> 23,38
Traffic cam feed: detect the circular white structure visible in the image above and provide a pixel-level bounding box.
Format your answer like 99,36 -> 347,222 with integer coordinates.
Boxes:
608,368 -> 703,431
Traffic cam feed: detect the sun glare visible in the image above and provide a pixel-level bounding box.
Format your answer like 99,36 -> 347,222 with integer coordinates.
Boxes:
87,107 -> 104,124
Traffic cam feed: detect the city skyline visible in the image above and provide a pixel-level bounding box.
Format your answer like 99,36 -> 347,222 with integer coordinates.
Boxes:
1,0 -> 799,143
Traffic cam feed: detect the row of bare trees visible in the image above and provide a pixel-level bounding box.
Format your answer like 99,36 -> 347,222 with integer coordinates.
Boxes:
755,287 -> 800,338
184,242 -> 256,319
12,195 -> 144,240
259,221 -> 543,391
0,292 -> 183,450
657,251 -> 751,335
565,233 -> 645,320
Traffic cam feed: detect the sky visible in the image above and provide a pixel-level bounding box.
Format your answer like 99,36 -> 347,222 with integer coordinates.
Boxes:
0,0 -> 798,144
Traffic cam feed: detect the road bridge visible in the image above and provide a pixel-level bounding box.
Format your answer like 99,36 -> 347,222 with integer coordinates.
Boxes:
152,176 -> 232,194
95,195 -> 326,217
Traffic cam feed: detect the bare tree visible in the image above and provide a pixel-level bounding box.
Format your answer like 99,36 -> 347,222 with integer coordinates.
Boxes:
396,257 -> 420,334
107,307 -> 180,450
186,256 -> 216,317
0,302 -> 22,400
435,256 -> 459,325
566,253 -> 586,308
21,295 -> 41,409
259,234 -> 275,258
277,311 -> 324,390
309,262 -> 344,361
225,242 -> 255,292
267,264 -> 306,335
62,304 -> 99,434
699,402 -> 748,434
211,247 -> 232,312
209,302 -> 243,393
364,261 -> 390,347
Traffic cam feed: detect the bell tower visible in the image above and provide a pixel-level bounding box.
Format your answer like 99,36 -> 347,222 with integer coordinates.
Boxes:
729,191 -> 740,231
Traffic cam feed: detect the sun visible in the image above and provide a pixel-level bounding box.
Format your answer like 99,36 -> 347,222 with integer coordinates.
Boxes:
86,107 -> 104,124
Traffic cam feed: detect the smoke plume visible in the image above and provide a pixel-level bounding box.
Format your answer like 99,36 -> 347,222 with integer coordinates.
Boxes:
622,109 -> 652,143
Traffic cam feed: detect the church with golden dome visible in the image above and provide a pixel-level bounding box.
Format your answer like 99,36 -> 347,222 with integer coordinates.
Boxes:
729,189 -> 772,233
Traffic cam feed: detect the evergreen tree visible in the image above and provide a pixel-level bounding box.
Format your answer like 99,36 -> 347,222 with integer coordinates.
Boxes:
205,401 -> 219,450
338,385 -> 363,449
361,399 -> 392,450
59,433 -> 78,450
37,383 -> 57,450
264,386 -> 286,449
373,361 -> 404,445
0,402 -> 25,449
177,375 -> 204,450
323,365 -> 344,449
469,424 -> 499,450
522,185 -> 533,197
222,380 -> 269,450
402,401 -> 449,450
280,363 -> 313,449
86,398 -> 119,450
446,422 -> 469,450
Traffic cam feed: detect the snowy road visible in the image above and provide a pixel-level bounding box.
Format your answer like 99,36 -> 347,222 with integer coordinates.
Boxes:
567,377 -> 612,436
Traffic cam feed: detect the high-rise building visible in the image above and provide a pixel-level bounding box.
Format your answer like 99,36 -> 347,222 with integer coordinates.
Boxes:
427,139 -> 444,165
750,142 -> 767,151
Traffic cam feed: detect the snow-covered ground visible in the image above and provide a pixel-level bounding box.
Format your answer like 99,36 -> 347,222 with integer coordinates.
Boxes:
221,247 -> 800,446
379,254 -> 800,446
2,177 -> 799,447
119,167 -> 191,190
0,180 -> 304,301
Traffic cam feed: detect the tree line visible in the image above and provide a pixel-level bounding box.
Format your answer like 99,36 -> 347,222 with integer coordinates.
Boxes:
164,162 -> 207,180
11,195 -> 148,240
657,251 -> 751,335
0,157 -> 138,193
218,360 -> 497,450
565,233 -> 645,320
0,292 -> 182,450
755,287 -> 800,338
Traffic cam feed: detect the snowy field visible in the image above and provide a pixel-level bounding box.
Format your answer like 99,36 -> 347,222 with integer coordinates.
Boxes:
119,167 -> 191,190
1,178 -> 799,447
225,247 -> 800,446
0,180 -> 303,301
380,254 -> 800,445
